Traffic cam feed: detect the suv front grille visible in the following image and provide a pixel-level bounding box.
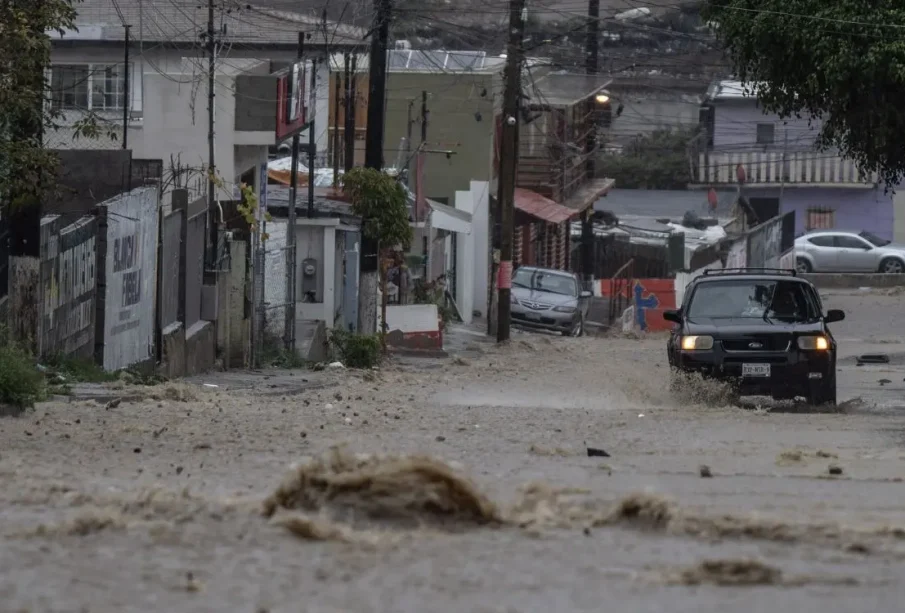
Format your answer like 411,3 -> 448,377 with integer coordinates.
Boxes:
721,335 -> 791,352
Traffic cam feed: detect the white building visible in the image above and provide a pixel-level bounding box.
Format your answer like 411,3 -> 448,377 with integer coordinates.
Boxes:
46,0 -> 361,195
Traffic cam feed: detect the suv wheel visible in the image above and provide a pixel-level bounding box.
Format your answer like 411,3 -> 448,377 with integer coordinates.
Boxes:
807,370 -> 837,406
879,257 -> 905,274
795,258 -> 812,273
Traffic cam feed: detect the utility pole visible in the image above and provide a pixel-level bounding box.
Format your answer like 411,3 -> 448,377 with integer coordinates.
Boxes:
343,52 -> 352,171
359,0 -> 391,335
284,32 -> 304,352
332,61 -> 341,187
307,59 -> 317,219
581,0 -> 600,290
206,0 -> 217,262
348,54 -> 358,170
404,100 -> 414,187
122,24 -> 131,149
496,0 -> 526,343
418,90 -> 429,275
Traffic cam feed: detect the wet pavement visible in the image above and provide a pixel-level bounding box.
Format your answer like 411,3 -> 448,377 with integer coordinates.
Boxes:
1,289 -> 904,612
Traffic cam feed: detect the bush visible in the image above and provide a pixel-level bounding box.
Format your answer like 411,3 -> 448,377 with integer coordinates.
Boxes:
0,343 -> 46,409
329,329 -> 381,369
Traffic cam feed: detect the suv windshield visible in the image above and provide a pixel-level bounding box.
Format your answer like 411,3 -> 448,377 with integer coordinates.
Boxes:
859,230 -> 891,247
512,268 -> 577,296
687,280 -> 819,322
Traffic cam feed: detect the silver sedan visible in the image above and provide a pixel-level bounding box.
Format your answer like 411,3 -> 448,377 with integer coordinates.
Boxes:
795,230 -> 905,274
510,266 -> 592,336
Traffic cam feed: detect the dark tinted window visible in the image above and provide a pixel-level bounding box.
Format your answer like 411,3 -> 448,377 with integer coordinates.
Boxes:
687,279 -> 819,322
807,235 -> 835,247
836,235 -> 871,249
859,231 -> 890,247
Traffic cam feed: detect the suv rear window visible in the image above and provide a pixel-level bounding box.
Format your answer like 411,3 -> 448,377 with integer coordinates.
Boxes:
687,279 -> 820,322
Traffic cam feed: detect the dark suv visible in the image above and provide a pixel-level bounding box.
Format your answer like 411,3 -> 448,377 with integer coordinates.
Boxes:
663,268 -> 845,405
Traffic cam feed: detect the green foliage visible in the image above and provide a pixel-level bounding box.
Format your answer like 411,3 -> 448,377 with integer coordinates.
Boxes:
0,0 -> 114,211
703,0 -> 905,186
44,353 -> 117,383
329,328 -> 381,369
341,167 -> 413,250
0,342 -> 46,410
600,128 -> 697,189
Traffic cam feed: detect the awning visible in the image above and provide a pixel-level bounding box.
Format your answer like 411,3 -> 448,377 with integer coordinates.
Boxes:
514,188 -> 575,223
428,199 -> 472,234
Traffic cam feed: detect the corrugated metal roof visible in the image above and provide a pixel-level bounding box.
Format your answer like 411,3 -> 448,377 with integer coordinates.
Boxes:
709,80 -> 752,101
327,50 -> 507,73
514,188 -> 574,223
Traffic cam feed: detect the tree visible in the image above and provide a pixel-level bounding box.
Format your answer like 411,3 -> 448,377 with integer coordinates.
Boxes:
703,0 -> 905,186
341,167 -> 413,348
0,0 -> 108,210
600,127 -> 698,189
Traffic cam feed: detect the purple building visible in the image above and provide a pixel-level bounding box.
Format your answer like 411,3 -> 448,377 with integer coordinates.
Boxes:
691,80 -> 903,241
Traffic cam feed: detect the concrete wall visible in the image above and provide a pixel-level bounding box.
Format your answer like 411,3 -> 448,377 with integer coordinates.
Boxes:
383,72 -> 498,205
95,186 -> 159,371
218,240 -> 250,368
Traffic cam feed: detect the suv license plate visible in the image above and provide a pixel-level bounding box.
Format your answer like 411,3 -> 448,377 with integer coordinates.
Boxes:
742,363 -> 771,377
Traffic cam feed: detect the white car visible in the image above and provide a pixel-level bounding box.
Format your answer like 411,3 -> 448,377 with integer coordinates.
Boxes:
795,230 -> 905,273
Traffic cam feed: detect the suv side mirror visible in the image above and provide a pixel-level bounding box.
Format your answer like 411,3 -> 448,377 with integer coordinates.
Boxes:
663,309 -> 681,323
825,309 -> 845,323
579,290 -> 593,298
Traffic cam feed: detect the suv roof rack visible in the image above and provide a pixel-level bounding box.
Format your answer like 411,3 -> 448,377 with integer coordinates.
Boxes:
702,268 -> 797,277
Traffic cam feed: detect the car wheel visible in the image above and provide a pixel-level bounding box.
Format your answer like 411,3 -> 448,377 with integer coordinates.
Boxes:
795,257 -> 812,274
879,257 -> 905,274
564,316 -> 584,337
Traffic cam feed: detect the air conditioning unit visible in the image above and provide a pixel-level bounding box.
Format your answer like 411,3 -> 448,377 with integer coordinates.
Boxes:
395,40 -> 412,50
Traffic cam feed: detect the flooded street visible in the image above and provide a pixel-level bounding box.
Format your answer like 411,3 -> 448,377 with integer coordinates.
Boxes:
2,288 -> 904,612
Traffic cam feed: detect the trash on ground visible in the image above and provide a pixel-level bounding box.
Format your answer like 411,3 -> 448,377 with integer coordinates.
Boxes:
586,447 -> 610,458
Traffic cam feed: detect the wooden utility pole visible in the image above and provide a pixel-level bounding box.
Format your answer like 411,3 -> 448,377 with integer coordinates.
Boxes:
332,63 -> 341,187
343,52 -> 353,172
206,0 -> 217,256
284,32 -> 304,351
581,0 -> 600,289
359,0 -> 391,335
495,0 -> 526,343
349,54 -> 358,169
122,24 -> 131,149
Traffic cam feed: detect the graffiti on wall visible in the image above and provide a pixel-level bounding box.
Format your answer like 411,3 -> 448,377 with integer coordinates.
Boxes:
99,186 -> 159,370
602,278 -> 676,332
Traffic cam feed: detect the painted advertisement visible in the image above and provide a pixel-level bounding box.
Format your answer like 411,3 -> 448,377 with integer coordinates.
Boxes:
40,215 -> 97,358
97,186 -> 159,371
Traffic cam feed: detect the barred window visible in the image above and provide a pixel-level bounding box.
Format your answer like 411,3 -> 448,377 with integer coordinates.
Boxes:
51,64 -> 128,111
806,207 -> 835,231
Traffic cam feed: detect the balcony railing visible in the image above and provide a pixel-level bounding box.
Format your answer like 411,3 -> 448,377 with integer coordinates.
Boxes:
693,149 -> 878,186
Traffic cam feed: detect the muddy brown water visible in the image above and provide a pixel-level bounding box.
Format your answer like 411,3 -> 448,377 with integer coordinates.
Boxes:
2,290 -> 904,612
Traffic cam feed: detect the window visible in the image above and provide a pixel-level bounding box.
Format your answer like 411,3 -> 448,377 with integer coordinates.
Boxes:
756,122 -> 775,144
836,235 -> 872,250
807,235 -> 835,247
687,280 -> 818,322
858,230 -> 890,247
51,64 -> 128,111
806,207 -> 835,231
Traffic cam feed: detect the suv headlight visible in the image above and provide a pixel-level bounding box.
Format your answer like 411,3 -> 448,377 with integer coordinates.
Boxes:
798,335 -> 829,350
680,335 -> 714,350
553,305 -> 576,313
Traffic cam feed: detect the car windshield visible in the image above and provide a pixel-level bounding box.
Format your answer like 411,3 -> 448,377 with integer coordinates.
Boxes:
859,230 -> 890,247
512,268 -> 577,296
686,280 -> 819,322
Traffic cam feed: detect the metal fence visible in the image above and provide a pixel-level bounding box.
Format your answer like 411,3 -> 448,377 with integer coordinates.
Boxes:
184,200 -> 207,329
608,258 -> 634,326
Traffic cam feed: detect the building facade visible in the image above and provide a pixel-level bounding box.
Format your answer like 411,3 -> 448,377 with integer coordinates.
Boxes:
692,80 -> 903,241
